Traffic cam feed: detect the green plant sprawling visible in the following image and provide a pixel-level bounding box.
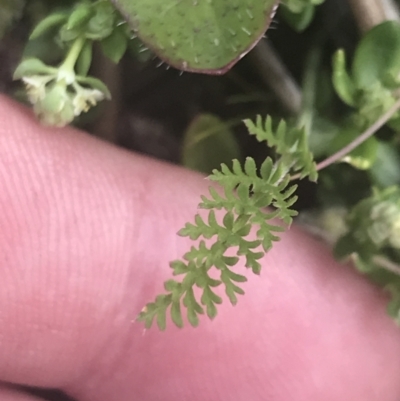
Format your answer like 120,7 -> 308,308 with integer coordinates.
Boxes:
137,116 -> 317,329
7,0 -> 400,331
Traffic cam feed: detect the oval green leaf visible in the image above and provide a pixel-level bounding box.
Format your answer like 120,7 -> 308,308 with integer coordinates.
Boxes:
182,114 -> 242,174
352,21 -> 400,89
330,125 -> 378,170
111,0 -> 279,74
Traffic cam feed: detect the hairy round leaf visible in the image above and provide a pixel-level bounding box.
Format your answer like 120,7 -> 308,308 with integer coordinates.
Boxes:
111,0 -> 280,74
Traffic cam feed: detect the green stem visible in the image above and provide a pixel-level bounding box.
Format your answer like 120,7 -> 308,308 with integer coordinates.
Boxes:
59,36 -> 86,75
373,255 -> 400,276
291,96 -> 400,181
315,97 -> 400,172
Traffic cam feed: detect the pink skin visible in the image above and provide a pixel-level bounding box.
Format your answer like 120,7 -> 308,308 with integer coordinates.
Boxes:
0,95 -> 400,401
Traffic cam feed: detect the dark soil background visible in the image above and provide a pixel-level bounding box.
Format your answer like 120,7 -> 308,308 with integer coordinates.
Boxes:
0,0 -> 359,400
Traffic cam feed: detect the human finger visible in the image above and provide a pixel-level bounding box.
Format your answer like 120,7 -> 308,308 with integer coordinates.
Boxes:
0,96 -> 399,401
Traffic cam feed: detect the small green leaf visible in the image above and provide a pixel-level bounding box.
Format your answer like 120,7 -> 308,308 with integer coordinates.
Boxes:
183,288 -> 204,314
202,286 -> 223,304
223,273 -> 246,304
283,0 -> 325,14
244,157 -> 257,177
100,25 -> 128,63
59,24 -> 80,43
67,2 -> 93,30
29,12 -> 68,40
370,143 -> 400,188
76,76 -> 111,99
245,115 -> 317,181
186,306 -> 200,327
232,159 -> 244,176
13,58 -> 57,79
156,307 -> 167,331
352,21 -> 400,89
206,302 -> 218,319
223,256 -> 240,266
332,49 -> 357,107
164,279 -> 180,292
330,126 -> 378,170
170,260 -> 188,275
86,1 -> 116,40
279,3 -> 316,32
260,158 -> 273,179
228,269 -> 247,282
171,301 -> 184,328
223,212 -> 234,230
76,40 -> 93,76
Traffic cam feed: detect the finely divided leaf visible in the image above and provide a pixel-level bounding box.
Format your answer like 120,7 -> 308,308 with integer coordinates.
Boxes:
138,115 -> 317,329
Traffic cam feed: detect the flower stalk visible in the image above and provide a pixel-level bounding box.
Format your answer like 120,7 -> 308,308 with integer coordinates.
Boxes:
57,36 -> 86,84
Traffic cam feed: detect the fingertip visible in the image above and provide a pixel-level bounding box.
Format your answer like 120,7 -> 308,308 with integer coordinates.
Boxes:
0,94 -> 207,388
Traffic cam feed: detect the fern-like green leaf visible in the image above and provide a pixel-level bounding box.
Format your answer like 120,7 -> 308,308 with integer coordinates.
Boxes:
137,115 -> 318,329
244,115 -> 318,181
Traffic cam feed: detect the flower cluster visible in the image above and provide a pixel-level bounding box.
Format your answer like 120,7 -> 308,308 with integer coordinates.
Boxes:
14,57 -> 110,127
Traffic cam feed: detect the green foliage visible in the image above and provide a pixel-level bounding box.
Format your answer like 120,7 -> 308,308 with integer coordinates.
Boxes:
12,1 -> 129,126
30,3 -> 104,42
111,0 -> 279,73
100,24 -> 128,63
334,187 -> 400,322
370,143 -> 400,188
181,114 -> 242,175
6,0 -> 400,332
28,1 -> 130,63
13,0 -> 284,124
138,116 -> 317,329
332,21 -> 400,127
329,124 -> 378,170
324,21 -> 400,194
280,0 -> 325,31
316,20 -> 400,326
326,21 -> 400,176
13,58 -> 57,78
244,116 -> 318,181
13,41 -> 111,126
332,50 -> 357,107
335,187 -> 400,261
29,11 -> 69,40
283,0 -> 325,14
